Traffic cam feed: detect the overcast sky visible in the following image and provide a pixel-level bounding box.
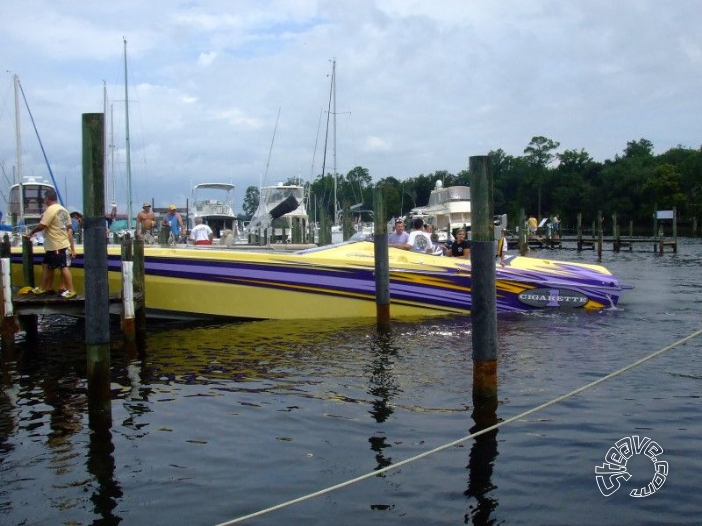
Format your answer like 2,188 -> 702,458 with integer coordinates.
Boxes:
1,0 -> 700,214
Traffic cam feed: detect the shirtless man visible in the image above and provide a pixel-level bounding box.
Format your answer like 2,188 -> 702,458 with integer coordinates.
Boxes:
137,202 -> 156,241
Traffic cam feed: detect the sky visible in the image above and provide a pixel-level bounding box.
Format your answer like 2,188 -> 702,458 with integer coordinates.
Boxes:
1,0 -> 701,215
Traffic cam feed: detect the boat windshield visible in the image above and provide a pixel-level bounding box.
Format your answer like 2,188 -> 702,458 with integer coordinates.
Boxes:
262,186 -> 304,206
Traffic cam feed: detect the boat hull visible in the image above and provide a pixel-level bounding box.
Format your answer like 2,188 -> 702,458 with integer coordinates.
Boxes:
9,241 -> 623,320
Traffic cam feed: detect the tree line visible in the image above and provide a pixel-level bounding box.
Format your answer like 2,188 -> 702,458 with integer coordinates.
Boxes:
242,136 -> 702,233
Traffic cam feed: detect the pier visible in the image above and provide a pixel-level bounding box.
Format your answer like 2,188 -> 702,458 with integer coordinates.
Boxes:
513,209 -> 679,256
1,234 -> 146,346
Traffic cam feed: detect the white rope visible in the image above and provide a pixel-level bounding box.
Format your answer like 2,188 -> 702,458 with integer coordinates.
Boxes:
215,327 -> 702,526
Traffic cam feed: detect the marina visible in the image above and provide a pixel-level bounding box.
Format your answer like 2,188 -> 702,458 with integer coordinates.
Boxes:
0,238 -> 700,524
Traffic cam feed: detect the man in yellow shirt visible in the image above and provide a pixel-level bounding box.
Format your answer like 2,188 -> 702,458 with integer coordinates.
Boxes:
527,214 -> 538,236
25,189 -> 77,298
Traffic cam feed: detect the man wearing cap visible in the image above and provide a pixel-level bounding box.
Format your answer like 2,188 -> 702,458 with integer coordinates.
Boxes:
388,218 -> 409,248
136,202 -> 156,241
162,204 -> 185,242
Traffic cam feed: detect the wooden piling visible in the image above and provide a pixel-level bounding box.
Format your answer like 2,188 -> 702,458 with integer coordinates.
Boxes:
518,208 -> 527,256
597,211 -> 603,259
373,187 -> 390,328
82,113 -> 112,425
469,155 -> 497,398
0,236 -> 18,350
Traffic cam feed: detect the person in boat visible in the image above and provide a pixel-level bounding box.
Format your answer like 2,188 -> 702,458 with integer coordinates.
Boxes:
402,217 -> 433,254
447,228 -> 470,259
24,189 -> 77,299
162,204 -> 185,242
189,216 -> 214,245
388,218 -> 409,248
137,202 -> 156,241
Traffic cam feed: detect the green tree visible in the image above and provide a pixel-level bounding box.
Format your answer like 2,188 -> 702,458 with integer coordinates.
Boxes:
622,138 -> 654,159
242,186 -> 259,220
523,136 -> 561,219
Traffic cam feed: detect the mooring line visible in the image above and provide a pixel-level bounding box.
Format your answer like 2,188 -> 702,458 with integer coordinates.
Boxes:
214,327 -> 702,526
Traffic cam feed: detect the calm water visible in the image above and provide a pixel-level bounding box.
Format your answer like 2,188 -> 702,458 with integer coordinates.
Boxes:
1,239 -> 701,525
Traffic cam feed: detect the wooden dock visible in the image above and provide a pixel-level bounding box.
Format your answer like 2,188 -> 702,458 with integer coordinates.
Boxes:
10,291 -> 144,317
510,235 -> 678,253
509,209 -> 679,256
1,234 -> 146,346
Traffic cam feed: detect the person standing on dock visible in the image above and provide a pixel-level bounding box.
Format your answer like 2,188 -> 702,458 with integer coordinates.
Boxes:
24,189 -> 77,298
528,214 -> 538,236
189,217 -> 214,245
137,202 -> 156,243
163,205 -> 185,243
552,214 -> 561,239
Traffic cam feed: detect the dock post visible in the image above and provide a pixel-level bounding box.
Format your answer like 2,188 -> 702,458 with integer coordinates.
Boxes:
673,207 -> 678,253
612,213 -> 620,252
82,113 -> 112,427
373,187 -> 390,329
597,211 -> 603,259
1,235 -> 18,350
469,155 -> 497,398
133,237 -> 146,344
121,237 -> 137,345
576,213 -> 582,251
518,208 -> 527,256
693,217 -> 698,237
22,236 -> 35,287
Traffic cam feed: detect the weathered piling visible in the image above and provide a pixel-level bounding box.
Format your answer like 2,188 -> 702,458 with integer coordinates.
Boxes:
0,235 -> 18,349
373,187 -> 390,328
22,236 -> 35,287
597,211 -> 603,259
469,155 -> 497,398
120,236 -> 146,346
82,112 -> 111,426
518,208 -> 528,256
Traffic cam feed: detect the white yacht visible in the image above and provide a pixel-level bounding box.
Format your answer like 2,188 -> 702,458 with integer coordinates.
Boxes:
410,181 -> 506,242
189,183 -> 238,240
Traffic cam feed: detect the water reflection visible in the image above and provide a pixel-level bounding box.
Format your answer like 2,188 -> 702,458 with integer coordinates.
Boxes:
87,422 -> 122,525
464,395 -> 499,525
366,332 -> 402,473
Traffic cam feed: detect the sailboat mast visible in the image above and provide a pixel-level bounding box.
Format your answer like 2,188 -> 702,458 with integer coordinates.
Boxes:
124,37 -> 133,229
103,80 -> 108,213
14,74 -> 24,221
332,59 -> 337,224
110,103 -> 116,217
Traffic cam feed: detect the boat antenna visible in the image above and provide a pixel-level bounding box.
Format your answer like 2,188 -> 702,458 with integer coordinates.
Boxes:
124,37 -> 134,229
17,76 -> 64,206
